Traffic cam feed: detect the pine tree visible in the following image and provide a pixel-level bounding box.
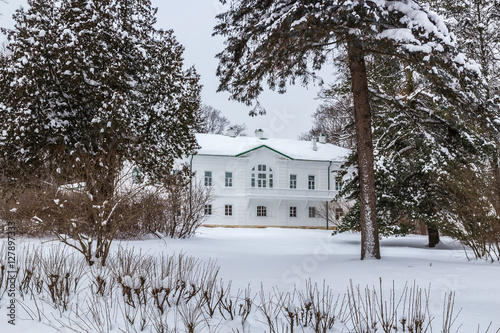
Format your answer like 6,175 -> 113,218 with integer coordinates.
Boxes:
0,0 -> 201,265
214,0 -> 481,259
0,0 -> 200,188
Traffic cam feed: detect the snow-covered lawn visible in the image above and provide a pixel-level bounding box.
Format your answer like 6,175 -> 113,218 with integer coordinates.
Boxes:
2,227 -> 500,332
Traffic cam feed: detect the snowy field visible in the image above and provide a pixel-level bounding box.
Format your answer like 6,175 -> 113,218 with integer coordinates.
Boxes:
2,227 -> 500,332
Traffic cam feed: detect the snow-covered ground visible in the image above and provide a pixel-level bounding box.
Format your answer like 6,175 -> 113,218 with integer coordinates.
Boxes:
2,227 -> 500,332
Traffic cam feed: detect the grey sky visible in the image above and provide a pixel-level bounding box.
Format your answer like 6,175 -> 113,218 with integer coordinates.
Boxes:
1,0 -> 335,139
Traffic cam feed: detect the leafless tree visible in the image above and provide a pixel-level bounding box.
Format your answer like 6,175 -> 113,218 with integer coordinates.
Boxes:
316,199 -> 353,230
300,95 -> 355,149
139,166 -> 216,239
196,104 -> 247,136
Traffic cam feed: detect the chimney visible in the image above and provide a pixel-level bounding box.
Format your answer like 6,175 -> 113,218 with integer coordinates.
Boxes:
319,134 -> 326,144
227,127 -> 236,138
254,128 -> 264,139
311,138 -> 318,151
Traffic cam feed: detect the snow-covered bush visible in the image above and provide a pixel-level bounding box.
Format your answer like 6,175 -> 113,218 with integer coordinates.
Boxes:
6,241 -> 499,332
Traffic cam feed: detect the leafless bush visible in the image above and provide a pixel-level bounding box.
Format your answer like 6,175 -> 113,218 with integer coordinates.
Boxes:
16,244 -> 43,298
147,304 -> 173,333
257,285 -> 283,333
440,166 -> 500,262
179,298 -> 206,333
442,292 -> 461,333
200,276 -> 222,319
316,199 -> 352,230
89,264 -> 117,298
108,246 -> 154,307
40,244 -> 86,311
346,280 -> 433,333
297,280 -> 346,332
346,281 -> 378,333
139,175 -> 215,239
10,246 -> 500,333
374,280 -> 399,333
83,292 -> 118,333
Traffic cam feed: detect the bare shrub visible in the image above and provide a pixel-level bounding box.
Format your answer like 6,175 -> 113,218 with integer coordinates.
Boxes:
139,169 -> 215,239
40,244 -> 86,311
257,285 -> 283,333
442,292 -> 461,333
297,280 -> 346,333
89,264 -> 117,299
108,246 -> 154,307
346,281 -> 378,333
1,160 -> 155,266
440,166 -> 500,262
16,244 -> 43,298
179,298 -> 206,333
316,199 -> 352,230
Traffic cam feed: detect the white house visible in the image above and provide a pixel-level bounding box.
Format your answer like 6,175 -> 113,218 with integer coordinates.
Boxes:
189,130 -> 351,228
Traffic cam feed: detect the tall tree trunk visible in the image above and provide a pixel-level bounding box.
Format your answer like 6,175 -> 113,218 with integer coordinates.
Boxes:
427,224 -> 440,248
347,38 -> 381,260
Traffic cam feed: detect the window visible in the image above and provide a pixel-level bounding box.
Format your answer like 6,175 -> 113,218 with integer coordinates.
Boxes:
257,206 -> 267,217
132,167 -> 143,184
289,206 -> 297,217
335,177 -> 342,191
225,172 -> 233,187
290,174 -> 297,189
258,173 -> 267,187
308,175 -> 315,190
309,207 -> 316,218
335,208 -> 344,220
251,165 -> 273,188
204,171 -> 212,186
204,204 -> 212,215
225,205 -> 233,216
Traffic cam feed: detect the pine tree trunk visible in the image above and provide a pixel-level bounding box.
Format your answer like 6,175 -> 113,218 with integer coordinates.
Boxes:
347,38 -> 381,260
427,225 -> 440,248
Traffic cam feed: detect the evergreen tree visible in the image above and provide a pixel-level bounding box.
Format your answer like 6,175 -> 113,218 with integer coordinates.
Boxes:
0,0 -> 200,189
336,50 -> 497,246
214,0 -> 481,259
0,0 -> 201,264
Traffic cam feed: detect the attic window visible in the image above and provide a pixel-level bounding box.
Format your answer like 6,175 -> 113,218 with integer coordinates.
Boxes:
251,165 -> 273,188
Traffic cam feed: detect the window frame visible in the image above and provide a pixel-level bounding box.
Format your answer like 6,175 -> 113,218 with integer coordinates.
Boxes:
308,175 -> 315,190
225,205 -> 233,216
289,206 -> 297,217
257,206 -> 267,217
251,165 -> 273,188
204,204 -> 212,215
308,207 -> 316,218
290,174 -> 297,189
335,176 -> 342,192
204,171 -> 213,187
225,172 -> 233,187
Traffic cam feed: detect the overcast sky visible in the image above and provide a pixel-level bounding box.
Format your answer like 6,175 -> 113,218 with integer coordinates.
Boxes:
1,0 -> 336,139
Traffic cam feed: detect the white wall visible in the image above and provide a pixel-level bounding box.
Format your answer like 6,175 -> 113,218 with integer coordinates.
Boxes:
191,147 -> 344,228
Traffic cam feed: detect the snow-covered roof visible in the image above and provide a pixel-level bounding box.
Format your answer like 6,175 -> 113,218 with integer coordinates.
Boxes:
195,133 -> 350,162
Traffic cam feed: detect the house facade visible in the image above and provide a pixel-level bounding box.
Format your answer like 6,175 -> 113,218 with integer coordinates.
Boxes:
189,130 -> 350,228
